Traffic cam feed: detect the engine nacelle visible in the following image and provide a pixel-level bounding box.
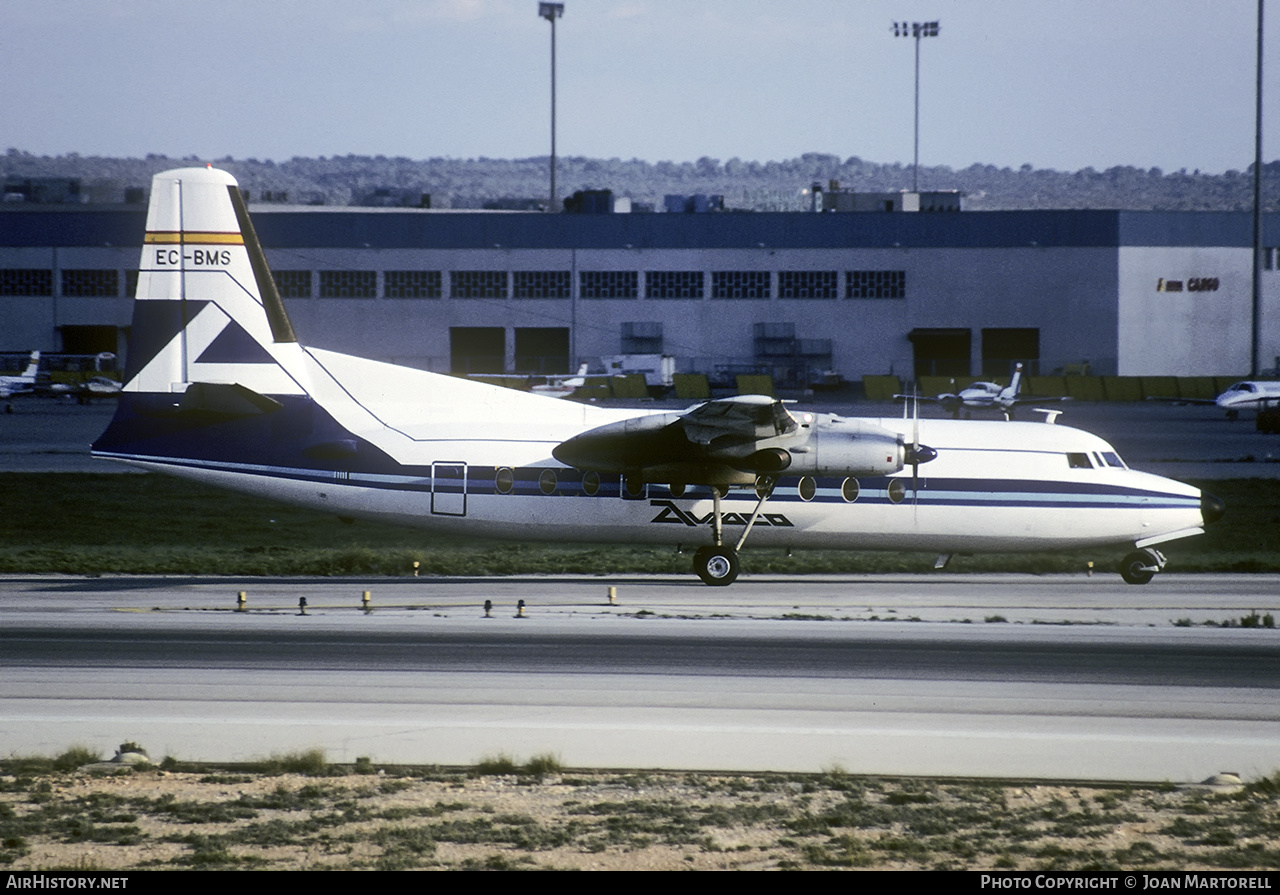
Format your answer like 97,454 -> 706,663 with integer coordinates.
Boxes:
776,419 -> 906,477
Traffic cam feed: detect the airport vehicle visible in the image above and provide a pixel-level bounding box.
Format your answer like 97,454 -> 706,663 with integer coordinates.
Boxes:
91,167 -> 1223,586
900,363 -> 1065,420
1,351 -> 40,397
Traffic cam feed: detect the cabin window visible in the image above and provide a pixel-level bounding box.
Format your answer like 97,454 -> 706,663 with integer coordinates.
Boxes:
538,468 -> 558,495
797,476 -> 817,501
755,476 -> 775,499
1067,452 -> 1093,469
581,471 -> 601,496
841,478 -> 860,502
494,467 -> 514,494
623,475 -> 646,498
887,479 -> 907,504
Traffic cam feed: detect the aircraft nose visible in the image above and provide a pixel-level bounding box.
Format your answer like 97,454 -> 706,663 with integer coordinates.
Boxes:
1201,492 -> 1226,525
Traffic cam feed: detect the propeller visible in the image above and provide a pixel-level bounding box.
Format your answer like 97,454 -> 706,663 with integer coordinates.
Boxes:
902,386 -> 938,508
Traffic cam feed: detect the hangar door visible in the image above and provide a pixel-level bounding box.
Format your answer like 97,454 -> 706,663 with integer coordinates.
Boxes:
982,328 -> 1039,377
909,328 -> 971,378
514,327 -> 569,375
450,327 -> 504,374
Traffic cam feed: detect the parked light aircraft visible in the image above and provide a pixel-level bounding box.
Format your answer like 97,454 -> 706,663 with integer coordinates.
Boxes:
1,351 -> 40,410
91,168 -> 1224,586
49,376 -> 123,403
1149,379 -> 1280,420
899,363 -> 1066,420
530,363 -> 591,398
1214,381 -> 1280,417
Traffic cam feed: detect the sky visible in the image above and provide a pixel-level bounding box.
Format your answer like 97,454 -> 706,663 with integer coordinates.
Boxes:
3,0 -> 1277,174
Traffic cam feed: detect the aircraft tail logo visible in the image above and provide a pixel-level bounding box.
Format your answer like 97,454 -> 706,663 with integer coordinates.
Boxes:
124,166 -> 308,399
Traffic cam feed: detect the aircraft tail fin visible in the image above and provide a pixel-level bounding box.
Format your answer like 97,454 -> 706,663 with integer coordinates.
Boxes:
20,351 -> 40,381
121,166 -> 307,399
1005,362 -> 1024,400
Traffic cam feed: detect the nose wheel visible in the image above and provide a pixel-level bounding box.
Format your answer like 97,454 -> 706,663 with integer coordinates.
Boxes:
1119,547 -> 1165,585
693,545 -> 739,586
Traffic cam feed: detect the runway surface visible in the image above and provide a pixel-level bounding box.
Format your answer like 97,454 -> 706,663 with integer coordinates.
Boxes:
2,574 -> 1278,781
3,400 -> 1278,779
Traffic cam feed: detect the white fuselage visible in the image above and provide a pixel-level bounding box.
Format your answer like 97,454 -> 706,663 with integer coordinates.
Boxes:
116,406 -> 1204,557
1216,380 -> 1280,410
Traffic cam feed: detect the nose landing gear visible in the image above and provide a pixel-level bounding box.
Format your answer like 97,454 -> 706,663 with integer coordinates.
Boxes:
1119,547 -> 1166,585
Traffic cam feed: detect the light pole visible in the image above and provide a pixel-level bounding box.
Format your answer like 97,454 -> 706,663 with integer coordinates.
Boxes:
539,3 -> 564,212
1250,0 -> 1264,377
892,20 -> 940,193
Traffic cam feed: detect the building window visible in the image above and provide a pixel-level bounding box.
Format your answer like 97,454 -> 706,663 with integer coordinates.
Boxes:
513,270 -> 571,299
274,270 -> 312,298
320,270 -> 377,298
621,321 -> 663,354
580,270 -> 638,299
712,270 -> 770,299
778,270 -> 837,299
847,270 -> 906,299
0,269 -> 53,296
385,270 -> 441,298
646,270 -> 704,298
60,269 -> 118,297
451,270 -> 508,298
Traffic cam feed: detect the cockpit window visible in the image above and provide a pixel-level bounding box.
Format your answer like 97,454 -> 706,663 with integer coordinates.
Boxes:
1066,452 -> 1093,469
1230,382 -> 1257,393
1100,451 -> 1126,469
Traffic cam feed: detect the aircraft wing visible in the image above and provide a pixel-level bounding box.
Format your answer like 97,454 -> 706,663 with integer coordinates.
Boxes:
553,395 -> 914,485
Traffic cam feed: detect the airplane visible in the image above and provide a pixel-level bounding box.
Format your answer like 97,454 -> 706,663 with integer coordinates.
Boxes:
1147,379 -> 1280,420
91,167 -> 1224,587
530,363 -> 591,398
898,363 -> 1064,420
1213,381 -> 1280,419
48,375 -> 123,403
1,351 -> 41,411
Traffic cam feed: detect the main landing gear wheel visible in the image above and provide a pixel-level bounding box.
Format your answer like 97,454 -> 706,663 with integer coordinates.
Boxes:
1119,550 -> 1157,585
694,545 -> 739,586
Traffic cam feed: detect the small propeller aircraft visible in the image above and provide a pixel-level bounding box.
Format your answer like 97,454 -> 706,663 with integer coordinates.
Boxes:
91,168 -> 1223,586
1,351 -> 41,410
530,363 -> 591,398
899,363 -> 1066,420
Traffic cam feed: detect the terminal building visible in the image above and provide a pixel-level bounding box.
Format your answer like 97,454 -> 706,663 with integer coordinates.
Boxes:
2,196 -> 1278,386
